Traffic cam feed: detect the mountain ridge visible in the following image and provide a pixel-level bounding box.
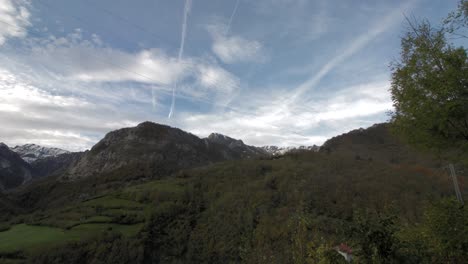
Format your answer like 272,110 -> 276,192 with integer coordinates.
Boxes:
64,121 -> 268,181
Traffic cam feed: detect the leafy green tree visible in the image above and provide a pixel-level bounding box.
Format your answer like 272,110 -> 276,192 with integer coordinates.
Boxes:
350,209 -> 402,264
390,18 -> 468,160
399,198 -> 468,263
420,198 -> 468,263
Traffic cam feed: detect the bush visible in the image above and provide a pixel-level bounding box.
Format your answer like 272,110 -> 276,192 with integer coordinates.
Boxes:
0,223 -> 11,232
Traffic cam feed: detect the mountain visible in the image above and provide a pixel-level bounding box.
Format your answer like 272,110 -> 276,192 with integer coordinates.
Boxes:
203,133 -> 321,157
30,152 -> 84,178
320,123 -> 440,166
11,144 -> 69,163
204,133 -> 268,158
0,143 -> 33,190
261,145 -> 320,156
65,122 -> 265,180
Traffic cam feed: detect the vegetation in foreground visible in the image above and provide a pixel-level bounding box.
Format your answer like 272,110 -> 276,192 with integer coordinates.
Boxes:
0,151 -> 467,263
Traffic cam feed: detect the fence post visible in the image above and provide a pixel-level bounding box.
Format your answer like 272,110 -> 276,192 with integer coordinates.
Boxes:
449,164 -> 464,205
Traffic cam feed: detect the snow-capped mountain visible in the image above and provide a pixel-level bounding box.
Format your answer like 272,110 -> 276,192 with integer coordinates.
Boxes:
261,145 -> 320,156
11,144 -> 69,163
203,133 -> 320,157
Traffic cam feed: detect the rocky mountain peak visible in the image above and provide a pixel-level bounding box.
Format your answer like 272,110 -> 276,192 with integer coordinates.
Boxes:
207,133 -> 245,148
68,122 -> 230,179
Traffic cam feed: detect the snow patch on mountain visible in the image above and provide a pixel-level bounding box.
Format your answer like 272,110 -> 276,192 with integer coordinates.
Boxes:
261,145 -> 320,156
11,144 -> 70,163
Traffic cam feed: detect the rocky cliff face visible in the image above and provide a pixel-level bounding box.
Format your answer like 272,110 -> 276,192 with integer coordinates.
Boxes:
65,122 -> 263,180
0,143 -> 33,190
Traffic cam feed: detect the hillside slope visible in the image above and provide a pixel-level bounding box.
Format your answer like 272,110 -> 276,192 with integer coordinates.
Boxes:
320,123 -> 441,166
0,151 -> 463,263
31,152 -> 84,178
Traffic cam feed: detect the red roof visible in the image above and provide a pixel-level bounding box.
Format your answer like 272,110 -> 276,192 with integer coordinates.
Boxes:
337,243 -> 353,254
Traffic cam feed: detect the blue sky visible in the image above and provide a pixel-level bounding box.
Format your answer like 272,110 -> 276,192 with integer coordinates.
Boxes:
0,0 -> 460,151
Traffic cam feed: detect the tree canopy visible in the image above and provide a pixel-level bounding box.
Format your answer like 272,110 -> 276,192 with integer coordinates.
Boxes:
390,3 -> 468,161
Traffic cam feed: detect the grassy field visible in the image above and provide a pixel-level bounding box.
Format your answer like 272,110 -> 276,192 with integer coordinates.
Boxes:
0,224 -> 74,253
0,222 -> 143,254
0,191 -> 150,255
0,180 -> 187,257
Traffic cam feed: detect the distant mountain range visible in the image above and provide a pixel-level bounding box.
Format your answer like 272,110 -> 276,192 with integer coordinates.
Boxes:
261,145 -> 320,155
0,143 -> 81,190
8,121 -> 438,192
0,122 -> 324,190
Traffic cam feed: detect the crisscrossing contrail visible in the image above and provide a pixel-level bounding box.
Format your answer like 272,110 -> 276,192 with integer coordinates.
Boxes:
168,0 -> 192,118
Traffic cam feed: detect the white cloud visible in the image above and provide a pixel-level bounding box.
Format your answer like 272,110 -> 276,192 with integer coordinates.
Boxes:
0,1 -> 408,150
0,0 -> 30,45
19,31 -> 240,104
0,30 -> 244,149
177,80 -> 392,147
0,67 -> 143,151
208,24 -> 265,64
25,31 -> 188,85
196,64 -> 239,94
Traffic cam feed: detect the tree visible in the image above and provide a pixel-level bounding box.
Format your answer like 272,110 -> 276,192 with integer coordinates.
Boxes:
350,209 -> 402,264
390,17 -> 468,161
445,0 -> 468,38
399,198 -> 468,263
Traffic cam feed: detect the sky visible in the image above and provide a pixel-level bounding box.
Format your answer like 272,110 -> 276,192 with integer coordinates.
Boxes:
0,0 -> 460,151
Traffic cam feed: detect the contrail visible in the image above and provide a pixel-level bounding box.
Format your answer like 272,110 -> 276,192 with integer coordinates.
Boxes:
151,86 -> 157,111
169,0 -> 192,118
226,0 -> 240,35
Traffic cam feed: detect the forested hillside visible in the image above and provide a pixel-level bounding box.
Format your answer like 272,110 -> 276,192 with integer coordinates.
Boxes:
0,123 -> 466,263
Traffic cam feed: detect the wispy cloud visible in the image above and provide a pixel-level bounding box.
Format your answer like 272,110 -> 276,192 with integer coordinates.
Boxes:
9,30 -> 239,103
288,0 -> 417,102
0,0 -> 432,151
208,23 -> 266,64
177,80 -> 392,147
0,28 -> 243,150
226,0 -> 240,35
0,0 -> 30,45
20,30 -> 188,86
